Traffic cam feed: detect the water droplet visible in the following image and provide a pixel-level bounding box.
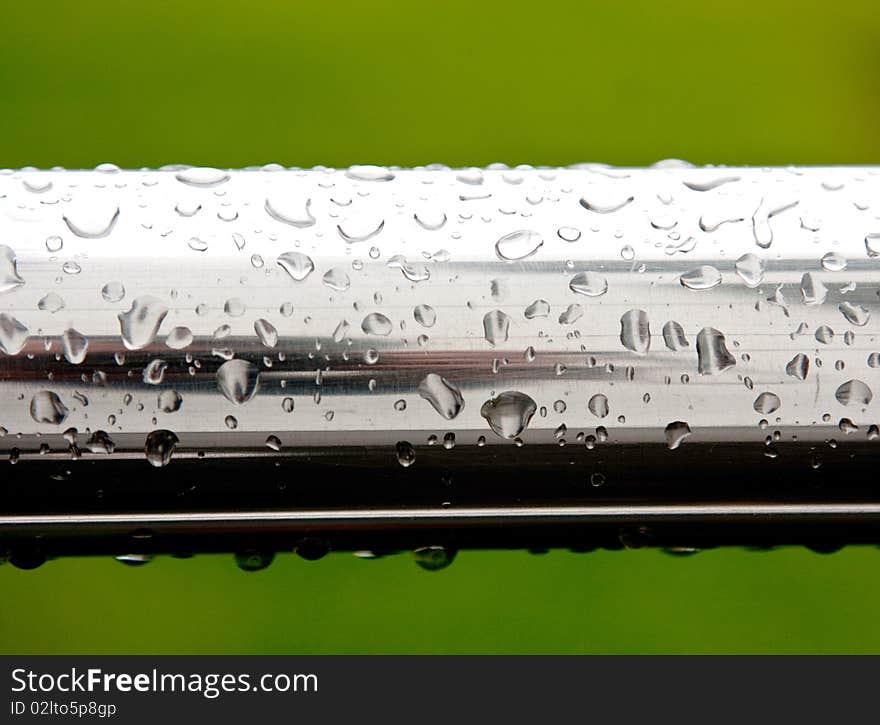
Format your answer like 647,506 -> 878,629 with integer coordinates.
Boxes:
216,359 -> 261,405
254,319 -> 278,347
361,312 -> 393,336
86,430 -> 115,454
38,292 -> 65,313
165,326 -> 193,350
664,421 -> 691,450
480,391 -> 537,438
754,392 -> 781,414
558,304 -> 583,325
864,233 -> 880,257
27,390 -> 68,426
413,546 -> 456,571
839,302 -> 870,327
821,252 -> 847,272
265,435 -> 282,451
558,226 -> 581,242
662,321 -> 689,351
413,304 -> 436,327
0,245 -> 25,294
683,175 -> 740,192
0,314 -> 29,354
264,196 -> 315,227
579,193 -> 633,214
696,327 -> 735,375
418,374 -> 464,420
143,358 -> 167,385
235,551 -> 275,572
396,441 -> 416,467
158,389 -> 182,413
118,296 -> 168,350
835,379 -> 872,406
456,168 -> 484,185
386,255 -> 430,282
45,235 -> 64,252
483,310 -> 510,345
224,298 -> 246,317
800,273 -> 827,305
145,429 -> 178,467
735,254 -> 764,288
322,267 -> 351,291
62,328 -> 88,364
815,325 -> 834,344
282,397 -> 295,413
414,209 -> 447,230
337,214 -> 385,244
175,167 -> 229,187
569,271 -> 608,297
345,165 -> 394,182
620,309 -> 650,354
588,393 -> 609,418
277,251 -> 315,282
680,265 -> 722,290
524,299 -> 550,319
753,199 -> 797,249
785,353 -> 809,380
101,281 -> 125,302
62,203 -> 120,238
495,230 -> 543,261
225,415 -> 238,429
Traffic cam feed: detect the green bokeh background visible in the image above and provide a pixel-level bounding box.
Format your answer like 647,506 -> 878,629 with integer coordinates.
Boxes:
2,0 -> 880,653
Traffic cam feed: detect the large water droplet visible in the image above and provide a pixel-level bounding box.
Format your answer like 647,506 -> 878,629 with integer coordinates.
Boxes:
664,421 -> 691,449
839,302 -> 870,327
558,226 -> 581,242
345,165 -> 394,182
418,374 -> 464,420
558,304 -> 583,325
752,199 -> 797,249
235,551 -> 275,572
620,309 -> 650,354
483,310 -> 510,345
38,292 -> 65,313
216,359 -> 261,405
821,252 -> 847,272
0,314 -> 29,355
785,353 -> 809,380
387,255 -> 430,282
753,392 -> 781,414
158,389 -> 183,413
264,196 -> 316,227
680,265 -> 722,290
588,393 -> 609,418
361,312 -> 393,336
165,326 -> 193,350
413,546 -> 456,571
696,327 -> 735,375
337,214 -> 385,243
579,193 -> 633,214
524,299 -> 550,319
86,430 -> 115,454
413,304 -> 436,328
569,271 -> 608,297
0,245 -> 25,294
495,230 -> 543,261
414,208 -> 447,231
62,328 -> 88,364
62,202 -> 120,238
145,429 -> 179,467
254,318 -> 278,347
175,167 -> 229,187
800,273 -> 827,305
322,267 -> 351,291
395,441 -> 416,468
143,358 -> 167,385
865,233 -> 880,257
835,379 -> 872,406
480,391 -> 537,439
29,391 -> 68,425
277,251 -> 315,281
662,321 -> 689,351
735,254 -> 764,288
118,296 -> 168,350
101,281 -> 125,302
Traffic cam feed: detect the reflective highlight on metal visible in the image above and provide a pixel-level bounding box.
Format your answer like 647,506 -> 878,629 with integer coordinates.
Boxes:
1,163 -> 880,559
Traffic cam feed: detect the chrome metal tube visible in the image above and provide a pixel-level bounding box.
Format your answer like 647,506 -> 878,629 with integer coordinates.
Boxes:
1,163 -> 879,560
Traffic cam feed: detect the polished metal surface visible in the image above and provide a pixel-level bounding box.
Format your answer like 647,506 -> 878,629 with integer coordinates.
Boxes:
1,163 -> 879,558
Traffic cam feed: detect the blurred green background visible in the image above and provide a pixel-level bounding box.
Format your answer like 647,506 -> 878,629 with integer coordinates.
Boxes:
2,0 -> 880,653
